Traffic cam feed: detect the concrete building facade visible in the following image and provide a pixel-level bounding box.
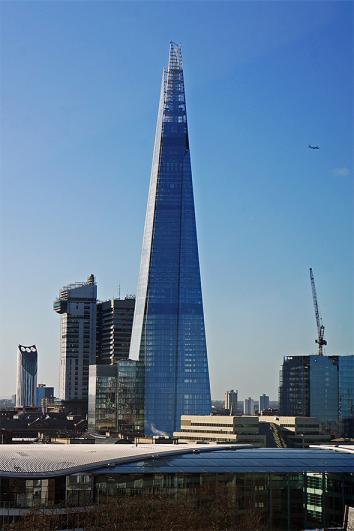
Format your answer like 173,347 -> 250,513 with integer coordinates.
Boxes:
54,275 -> 97,404
224,390 -> 238,414
244,397 -> 255,415
174,415 -> 266,446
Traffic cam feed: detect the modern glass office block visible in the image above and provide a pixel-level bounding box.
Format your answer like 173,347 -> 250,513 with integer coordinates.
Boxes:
310,355 -> 339,428
116,360 -> 144,438
129,42 -> 211,435
279,356 -> 310,416
88,365 -> 117,433
339,355 -> 354,436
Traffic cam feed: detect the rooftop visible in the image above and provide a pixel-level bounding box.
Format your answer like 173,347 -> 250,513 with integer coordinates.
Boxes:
0,444 -> 353,478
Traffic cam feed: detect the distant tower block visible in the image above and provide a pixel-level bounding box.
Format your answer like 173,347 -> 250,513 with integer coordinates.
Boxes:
16,345 -> 38,407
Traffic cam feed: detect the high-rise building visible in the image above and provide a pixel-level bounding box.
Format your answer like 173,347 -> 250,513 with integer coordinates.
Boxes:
88,360 -> 144,436
244,397 -> 255,415
339,355 -> 354,437
259,394 -> 270,412
279,356 -> 310,417
129,43 -> 211,435
16,345 -> 38,408
88,365 -> 117,433
54,274 -> 97,406
36,384 -> 54,408
96,297 -> 135,365
279,354 -> 354,434
224,390 -> 238,415
116,359 -> 144,438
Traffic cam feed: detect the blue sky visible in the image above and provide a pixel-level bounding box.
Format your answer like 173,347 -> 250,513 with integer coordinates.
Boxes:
0,1 -> 353,400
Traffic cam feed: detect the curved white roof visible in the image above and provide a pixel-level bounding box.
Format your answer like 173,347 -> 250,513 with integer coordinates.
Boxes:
0,443 -> 231,477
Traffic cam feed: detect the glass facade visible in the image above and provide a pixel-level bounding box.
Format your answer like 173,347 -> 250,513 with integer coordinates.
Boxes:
2,448 -> 353,531
88,365 -> 117,433
16,345 -> 38,408
279,356 -> 310,416
339,355 -> 354,437
310,356 -> 339,429
116,360 -> 144,438
129,43 -> 211,435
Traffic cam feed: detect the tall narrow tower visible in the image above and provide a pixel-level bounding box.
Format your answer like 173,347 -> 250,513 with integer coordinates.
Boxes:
129,43 -> 211,435
16,345 -> 38,408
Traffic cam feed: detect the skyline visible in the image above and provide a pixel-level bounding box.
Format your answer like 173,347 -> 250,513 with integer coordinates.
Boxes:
1,2 -> 353,400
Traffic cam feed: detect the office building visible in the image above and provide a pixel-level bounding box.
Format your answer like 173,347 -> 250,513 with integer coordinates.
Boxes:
1,445 -> 353,530
310,355 -> 338,429
36,384 -> 54,408
174,415 -> 266,446
244,397 -> 255,415
129,43 -> 211,435
15,345 -> 38,408
88,365 -> 117,433
54,274 -> 97,407
279,354 -> 353,433
224,389 -> 238,414
279,355 -> 310,417
259,416 -> 331,448
96,297 -> 135,364
88,360 -> 144,436
259,394 -> 270,412
339,355 -> 354,437
116,359 -> 144,438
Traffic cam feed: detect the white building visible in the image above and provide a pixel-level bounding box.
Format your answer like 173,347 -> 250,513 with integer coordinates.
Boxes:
244,397 -> 255,415
224,389 -> 238,414
54,275 -> 97,403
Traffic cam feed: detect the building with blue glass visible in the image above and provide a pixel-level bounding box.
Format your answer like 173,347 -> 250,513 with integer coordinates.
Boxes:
1,444 -> 353,530
279,354 -> 354,436
36,384 -> 54,408
16,345 -> 38,408
129,43 -> 211,435
339,355 -> 354,437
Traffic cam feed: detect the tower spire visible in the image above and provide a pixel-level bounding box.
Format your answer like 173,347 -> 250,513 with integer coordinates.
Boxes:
129,43 -> 211,435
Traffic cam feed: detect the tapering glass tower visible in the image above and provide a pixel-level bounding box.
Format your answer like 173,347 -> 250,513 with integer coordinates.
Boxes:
129,43 -> 211,435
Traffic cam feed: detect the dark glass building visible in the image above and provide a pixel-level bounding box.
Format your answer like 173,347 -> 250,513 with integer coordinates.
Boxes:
129,42 -> 211,435
16,345 -> 38,408
280,354 -> 354,435
36,384 -> 54,408
339,355 -> 354,437
88,365 -> 117,433
96,297 -> 135,365
279,355 -> 310,417
116,359 -> 144,438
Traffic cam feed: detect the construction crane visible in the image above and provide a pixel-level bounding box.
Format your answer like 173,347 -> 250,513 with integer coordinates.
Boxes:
309,267 -> 327,356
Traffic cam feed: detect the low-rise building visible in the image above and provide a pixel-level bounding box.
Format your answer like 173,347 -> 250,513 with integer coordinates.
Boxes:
173,415 -> 266,446
259,416 -> 331,447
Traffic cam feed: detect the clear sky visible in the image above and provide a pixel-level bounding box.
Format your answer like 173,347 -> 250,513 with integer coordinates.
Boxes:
0,1 -> 353,400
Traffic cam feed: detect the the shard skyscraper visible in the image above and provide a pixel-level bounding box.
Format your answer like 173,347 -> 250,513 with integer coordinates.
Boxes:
129,42 -> 211,435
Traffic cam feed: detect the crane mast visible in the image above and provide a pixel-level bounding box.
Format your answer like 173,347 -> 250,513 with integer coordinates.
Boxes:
309,268 -> 327,356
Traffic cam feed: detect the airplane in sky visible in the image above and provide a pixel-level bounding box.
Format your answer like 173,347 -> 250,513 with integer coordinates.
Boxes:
308,144 -> 320,150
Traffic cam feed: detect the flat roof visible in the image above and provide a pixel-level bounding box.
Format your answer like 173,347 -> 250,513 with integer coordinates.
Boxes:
1,444 -> 353,478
